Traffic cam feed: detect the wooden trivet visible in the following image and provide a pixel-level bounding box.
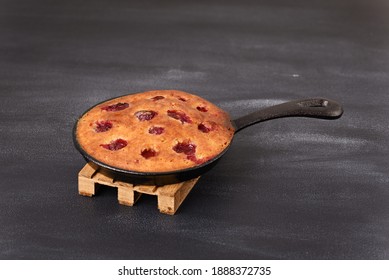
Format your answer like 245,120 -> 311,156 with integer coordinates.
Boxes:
78,162 -> 199,215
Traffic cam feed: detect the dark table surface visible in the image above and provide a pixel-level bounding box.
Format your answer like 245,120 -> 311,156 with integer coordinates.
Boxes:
1,0 -> 388,260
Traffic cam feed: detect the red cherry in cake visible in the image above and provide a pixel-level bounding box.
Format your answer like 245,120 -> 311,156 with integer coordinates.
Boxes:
198,123 -> 212,133
167,110 -> 192,124
141,148 -> 157,159
100,139 -> 128,151
173,141 -> 196,155
187,154 -> 210,164
196,106 -> 208,112
151,96 -> 165,101
173,141 -> 207,163
186,154 -> 197,162
94,120 -> 113,133
135,110 -> 157,121
101,102 -> 129,111
187,154 -> 202,164
148,126 -> 165,135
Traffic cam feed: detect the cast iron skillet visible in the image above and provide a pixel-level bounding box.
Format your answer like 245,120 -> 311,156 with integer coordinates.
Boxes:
73,97 -> 343,185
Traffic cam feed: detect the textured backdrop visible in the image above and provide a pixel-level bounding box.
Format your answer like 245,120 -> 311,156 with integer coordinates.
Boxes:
1,0 -> 388,259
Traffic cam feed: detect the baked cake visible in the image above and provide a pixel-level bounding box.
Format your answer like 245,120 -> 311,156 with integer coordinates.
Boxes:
75,90 -> 235,172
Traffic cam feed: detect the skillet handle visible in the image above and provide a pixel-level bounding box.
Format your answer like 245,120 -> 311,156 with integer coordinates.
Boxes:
233,98 -> 343,133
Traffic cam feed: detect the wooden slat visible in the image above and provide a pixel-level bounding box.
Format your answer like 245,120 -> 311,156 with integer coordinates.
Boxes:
157,177 -> 199,196
78,162 -> 98,178
93,171 -> 114,184
133,185 -> 158,195
156,182 -> 183,197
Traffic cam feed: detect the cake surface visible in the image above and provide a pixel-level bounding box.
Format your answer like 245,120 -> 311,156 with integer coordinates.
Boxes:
75,90 -> 235,172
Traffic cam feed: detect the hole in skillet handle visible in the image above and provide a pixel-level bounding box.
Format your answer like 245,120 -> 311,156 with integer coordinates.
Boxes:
296,98 -> 343,119
298,99 -> 328,108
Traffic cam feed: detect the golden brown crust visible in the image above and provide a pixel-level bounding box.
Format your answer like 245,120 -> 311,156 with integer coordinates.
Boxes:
76,90 -> 235,172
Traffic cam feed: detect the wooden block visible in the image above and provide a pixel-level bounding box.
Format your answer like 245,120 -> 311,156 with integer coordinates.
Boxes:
78,162 -> 99,196
77,163 -> 200,214
78,176 -> 96,197
117,184 -> 136,206
157,177 -> 199,215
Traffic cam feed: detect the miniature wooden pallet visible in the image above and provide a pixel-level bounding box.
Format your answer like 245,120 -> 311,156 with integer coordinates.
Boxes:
78,162 -> 199,215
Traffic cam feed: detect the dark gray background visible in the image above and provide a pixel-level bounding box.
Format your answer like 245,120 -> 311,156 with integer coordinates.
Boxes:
1,0 -> 388,259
